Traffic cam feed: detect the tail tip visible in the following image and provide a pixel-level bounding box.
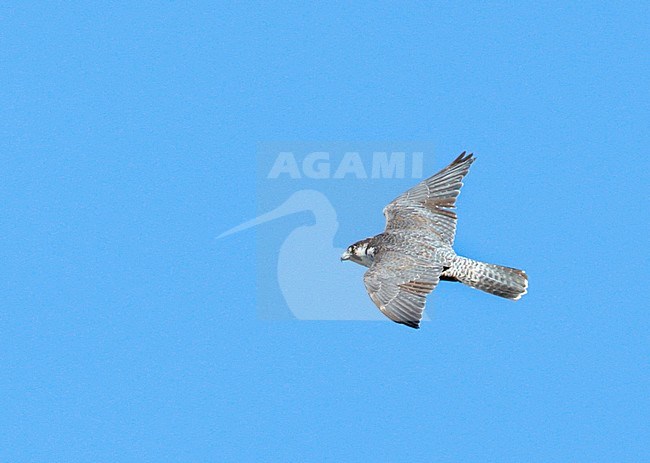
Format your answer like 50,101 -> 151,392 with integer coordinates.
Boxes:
511,270 -> 528,301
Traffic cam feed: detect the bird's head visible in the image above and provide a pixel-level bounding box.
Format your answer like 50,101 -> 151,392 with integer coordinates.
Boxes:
340,238 -> 376,268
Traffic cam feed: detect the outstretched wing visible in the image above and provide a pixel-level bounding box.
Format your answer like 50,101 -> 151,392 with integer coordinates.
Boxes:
363,251 -> 443,329
383,152 -> 475,245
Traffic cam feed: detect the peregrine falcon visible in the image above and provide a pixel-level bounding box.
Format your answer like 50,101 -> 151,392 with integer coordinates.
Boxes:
340,152 -> 528,329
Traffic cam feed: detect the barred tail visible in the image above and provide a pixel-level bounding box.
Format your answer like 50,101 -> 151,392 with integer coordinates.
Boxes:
448,256 -> 528,300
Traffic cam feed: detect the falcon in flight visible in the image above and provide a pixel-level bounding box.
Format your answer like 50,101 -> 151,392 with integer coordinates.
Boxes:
340,152 -> 527,328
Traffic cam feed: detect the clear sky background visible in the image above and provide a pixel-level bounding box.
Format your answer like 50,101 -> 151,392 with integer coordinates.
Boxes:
2,2 -> 649,462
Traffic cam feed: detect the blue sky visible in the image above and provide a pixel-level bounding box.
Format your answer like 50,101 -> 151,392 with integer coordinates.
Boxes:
2,2 -> 649,462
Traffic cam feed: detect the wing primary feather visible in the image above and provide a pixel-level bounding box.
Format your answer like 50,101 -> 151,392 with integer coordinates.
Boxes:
383,152 -> 475,245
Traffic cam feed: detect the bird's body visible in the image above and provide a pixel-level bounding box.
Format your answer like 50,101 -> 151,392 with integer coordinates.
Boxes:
341,152 -> 527,328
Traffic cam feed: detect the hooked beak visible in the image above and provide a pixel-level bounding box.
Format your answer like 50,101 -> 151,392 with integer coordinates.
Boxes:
340,250 -> 351,261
